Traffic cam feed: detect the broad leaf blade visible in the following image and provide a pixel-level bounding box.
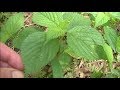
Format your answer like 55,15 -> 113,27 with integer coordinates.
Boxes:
116,36 -> 120,53
95,12 -> 110,27
67,26 -> 104,60
103,43 -> 114,68
13,27 -> 39,49
109,12 -> 120,20
104,26 -> 118,52
32,12 -> 63,27
46,21 -> 69,40
65,47 -> 81,59
0,13 -> 24,43
68,26 -> 105,46
58,53 -> 72,69
95,45 -> 108,60
51,59 -> 64,78
32,12 -> 67,40
63,12 -> 91,29
21,32 -> 59,75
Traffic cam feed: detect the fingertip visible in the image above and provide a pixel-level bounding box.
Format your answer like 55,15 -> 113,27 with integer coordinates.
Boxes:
8,51 -> 24,70
0,42 -> 24,70
0,68 -> 24,78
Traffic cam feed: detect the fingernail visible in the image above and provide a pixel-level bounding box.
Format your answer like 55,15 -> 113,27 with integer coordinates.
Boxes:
11,70 -> 24,78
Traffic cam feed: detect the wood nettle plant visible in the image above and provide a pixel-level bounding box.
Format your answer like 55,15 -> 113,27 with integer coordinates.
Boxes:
0,12 -> 120,78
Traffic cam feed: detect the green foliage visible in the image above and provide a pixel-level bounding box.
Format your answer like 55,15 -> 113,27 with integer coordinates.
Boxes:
109,12 -> 120,20
105,69 -> 120,78
95,12 -> 110,27
67,26 -> 104,60
116,36 -> 120,52
1,12 -> 120,78
21,32 -> 59,75
13,27 -> 40,49
51,53 -> 72,78
104,26 -> 118,52
65,47 -> 80,59
51,59 -> 64,78
90,71 -> 103,78
0,12 -> 15,26
103,43 -> 114,68
63,12 -> 91,29
58,53 -> 72,69
32,12 -> 68,40
0,13 -> 24,43
94,45 -> 108,60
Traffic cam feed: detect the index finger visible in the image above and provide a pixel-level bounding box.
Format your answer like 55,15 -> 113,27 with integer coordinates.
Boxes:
0,42 -> 24,70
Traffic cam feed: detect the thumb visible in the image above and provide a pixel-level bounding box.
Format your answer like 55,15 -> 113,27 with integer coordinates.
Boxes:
0,68 -> 24,78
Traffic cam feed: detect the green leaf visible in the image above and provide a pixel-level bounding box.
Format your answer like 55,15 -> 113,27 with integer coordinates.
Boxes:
88,12 -> 98,17
109,12 -> 120,20
21,32 -> 59,75
63,12 -> 91,29
51,52 -> 71,78
90,71 -> 103,78
111,69 -> 120,77
104,26 -> 118,52
117,54 -> 120,61
0,13 -> 24,43
95,12 -> 110,27
65,47 -> 81,59
32,12 -> 63,27
103,43 -> 114,68
46,21 -> 69,40
13,27 -> 40,49
58,53 -> 72,69
105,73 -> 118,78
51,59 -> 64,78
95,45 -> 108,60
67,26 -> 105,60
68,26 -> 105,46
32,12 -> 67,40
116,36 -> 120,52
63,12 -> 75,21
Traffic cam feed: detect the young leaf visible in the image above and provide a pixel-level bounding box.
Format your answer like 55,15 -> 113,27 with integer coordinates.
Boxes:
103,43 -> 114,68
116,36 -> 120,52
13,27 -> 40,49
32,12 -> 63,27
95,12 -> 110,27
109,12 -> 120,20
21,32 -> 59,75
68,26 -> 105,46
95,45 -> 108,60
51,59 -> 64,78
104,26 -> 118,52
63,12 -> 91,29
32,12 -> 67,40
58,53 -> 72,69
67,26 -> 105,60
46,21 -> 69,40
65,47 -> 81,59
0,13 -> 24,43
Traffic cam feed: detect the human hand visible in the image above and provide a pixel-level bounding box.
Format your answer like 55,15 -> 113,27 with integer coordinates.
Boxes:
0,42 -> 24,78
